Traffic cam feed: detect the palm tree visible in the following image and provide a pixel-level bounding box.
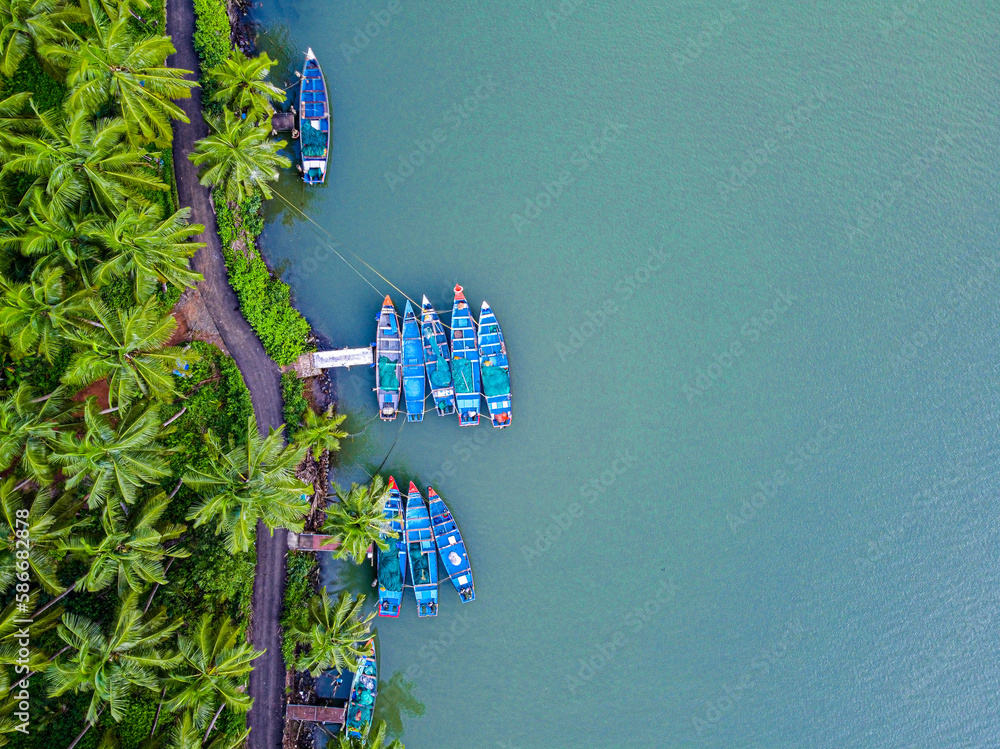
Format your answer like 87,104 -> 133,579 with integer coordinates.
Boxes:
326,722 -> 403,749
0,267 -> 92,360
208,49 -> 284,125
321,476 -> 392,564
157,710 -> 250,749
91,206 -> 204,301
183,415 -> 311,553
51,397 -> 170,510
189,110 -> 290,203
0,479 -> 84,594
0,107 -> 167,216
0,193 -> 104,286
62,297 -> 190,407
0,0 -> 82,76
39,0 -> 195,146
0,383 -> 72,484
0,589 -> 63,691
0,92 -> 38,150
287,589 -> 373,677
47,591 -> 182,724
60,491 -> 189,594
164,613 -> 261,729
294,404 -> 347,461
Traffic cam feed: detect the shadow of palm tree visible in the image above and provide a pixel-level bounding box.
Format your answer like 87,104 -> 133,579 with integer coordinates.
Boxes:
373,670 -> 426,740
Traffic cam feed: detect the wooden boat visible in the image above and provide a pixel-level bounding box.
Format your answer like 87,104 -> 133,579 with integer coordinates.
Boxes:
376,477 -> 405,617
344,639 -> 377,740
374,295 -> 401,421
420,295 -> 456,416
427,487 -> 475,602
298,48 -> 330,185
401,301 -> 425,422
477,301 -> 512,428
450,285 -> 481,426
405,482 -> 438,617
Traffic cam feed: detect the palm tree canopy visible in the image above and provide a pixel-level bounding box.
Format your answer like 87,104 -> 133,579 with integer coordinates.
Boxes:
326,722 -> 404,749
51,397 -> 170,510
47,591 -> 182,724
321,475 -> 393,564
62,296 -> 190,407
59,490 -> 189,594
0,267 -> 92,360
0,589 -> 63,690
188,110 -> 290,203
288,589 -> 373,677
0,106 -> 167,216
164,613 -> 261,727
39,0 -> 195,146
92,205 -> 204,301
293,404 -> 347,461
183,415 -> 311,553
0,0 -> 83,76
0,383 -> 72,483
208,49 -> 283,125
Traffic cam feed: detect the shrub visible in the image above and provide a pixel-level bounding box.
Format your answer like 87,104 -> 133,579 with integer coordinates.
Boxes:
0,52 -> 66,112
280,551 -> 317,662
192,0 -> 231,72
282,371 -> 308,428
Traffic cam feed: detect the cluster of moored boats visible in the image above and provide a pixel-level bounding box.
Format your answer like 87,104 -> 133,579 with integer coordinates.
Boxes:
376,478 -> 475,618
376,285 -> 512,427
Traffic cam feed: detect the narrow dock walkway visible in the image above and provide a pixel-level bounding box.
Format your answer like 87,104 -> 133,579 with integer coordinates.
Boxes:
287,532 -> 341,551
286,705 -> 345,724
312,347 -> 374,369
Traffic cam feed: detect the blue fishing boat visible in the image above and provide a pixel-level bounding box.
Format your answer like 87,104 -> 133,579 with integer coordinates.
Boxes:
375,295 -> 401,421
405,482 -> 438,617
298,48 -> 330,185
420,295 -> 456,416
450,285 -> 481,426
427,487 -> 475,602
376,477 -> 405,617
344,639 -> 377,740
401,301 -> 425,422
477,301 -> 512,428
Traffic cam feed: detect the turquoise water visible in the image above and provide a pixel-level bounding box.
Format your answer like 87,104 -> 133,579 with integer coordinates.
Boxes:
253,2 -> 1000,746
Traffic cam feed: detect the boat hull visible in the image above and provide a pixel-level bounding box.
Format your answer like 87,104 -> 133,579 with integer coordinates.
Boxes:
420,298 -> 456,416
477,301 -> 512,428
450,287 -> 481,426
344,641 -> 377,740
377,479 -> 405,617
405,485 -> 439,617
402,301 -> 425,422
428,487 -> 475,602
375,297 -> 402,421
299,50 -> 331,185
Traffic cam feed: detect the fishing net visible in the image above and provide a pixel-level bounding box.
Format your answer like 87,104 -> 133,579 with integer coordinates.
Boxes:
453,358 -> 474,394
481,365 -> 510,396
424,332 -> 452,388
377,546 -> 402,591
409,543 -> 429,584
377,357 -> 399,391
301,123 -> 326,157
347,704 -> 372,729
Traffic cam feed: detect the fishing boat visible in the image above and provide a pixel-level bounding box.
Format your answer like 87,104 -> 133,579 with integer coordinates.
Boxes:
477,301 -> 512,428
344,639 -> 377,740
401,301 -> 425,422
420,296 -> 456,416
405,482 -> 438,617
374,295 -> 401,421
298,48 -> 330,185
450,285 -> 481,426
376,477 -> 405,617
427,487 -> 475,602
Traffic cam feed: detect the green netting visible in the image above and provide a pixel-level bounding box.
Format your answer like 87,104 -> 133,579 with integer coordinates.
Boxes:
347,704 -> 372,730
378,356 -> 399,391
409,543 -> 429,584
424,332 -> 452,388
481,365 -> 510,397
301,123 -> 326,157
453,358 -> 474,394
377,546 -> 402,592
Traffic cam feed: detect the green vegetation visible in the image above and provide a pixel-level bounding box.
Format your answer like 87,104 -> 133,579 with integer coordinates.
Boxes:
321,475 -> 394,564
281,370 -> 308,428
279,550 -> 315,664
286,588 -> 373,677
293,404 -> 347,460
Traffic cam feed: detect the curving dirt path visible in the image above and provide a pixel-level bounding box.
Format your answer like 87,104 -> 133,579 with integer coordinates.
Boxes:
166,3 -> 287,748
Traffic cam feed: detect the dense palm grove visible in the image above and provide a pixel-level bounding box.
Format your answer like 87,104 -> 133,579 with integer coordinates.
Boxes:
0,0 -> 402,746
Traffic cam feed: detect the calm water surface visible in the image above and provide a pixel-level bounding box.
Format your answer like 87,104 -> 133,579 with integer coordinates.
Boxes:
252,2 -> 1000,746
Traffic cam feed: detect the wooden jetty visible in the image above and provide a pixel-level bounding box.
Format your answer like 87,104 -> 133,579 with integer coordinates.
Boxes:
312,347 -> 374,369
286,704 -> 345,724
271,110 -> 296,136
287,533 -> 341,551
